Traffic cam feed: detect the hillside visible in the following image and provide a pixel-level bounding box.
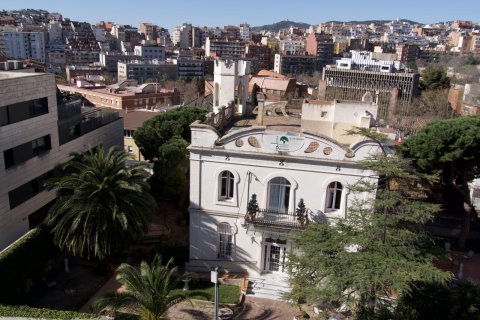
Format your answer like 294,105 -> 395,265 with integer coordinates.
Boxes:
252,20 -> 311,32
324,19 -> 421,25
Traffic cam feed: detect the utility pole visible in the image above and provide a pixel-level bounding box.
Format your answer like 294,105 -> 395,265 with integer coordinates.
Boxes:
211,266 -> 219,320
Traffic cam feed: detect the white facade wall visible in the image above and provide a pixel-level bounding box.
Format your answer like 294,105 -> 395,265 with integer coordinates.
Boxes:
47,21 -> 63,44
133,45 -> 166,60
213,59 -> 250,114
0,72 -> 123,250
3,31 -> 46,63
301,100 -> 378,145
280,39 -> 304,54
188,124 -> 381,275
239,24 -> 251,41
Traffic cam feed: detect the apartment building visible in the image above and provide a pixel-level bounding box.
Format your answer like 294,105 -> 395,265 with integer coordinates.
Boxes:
176,57 -> 205,79
133,45 -> 166,60
98,52 -> 141,72
274,54 -> 316,76
239,23 -> 252,41
396,44 -> 420,63
205,37 -> 246,59
279,38 -> 305,55
246,44 -> 271,71
139,23 -> 158,42
0,71 -> 123,250
66,21 -> 100,65
305,32 -> 334,71
57,80 -> 181,110
2,31 -> 46,63
117,60 -> 178,83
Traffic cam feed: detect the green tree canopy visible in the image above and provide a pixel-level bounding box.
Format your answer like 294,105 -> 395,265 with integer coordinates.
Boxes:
286,156 -> 451,318
420,66 -> 450,91
133,107 -> 206,199
93,254 -> 187,320
400,115 -> 480,248
133,107 -> 207,161
45,147 -> 156,260
152,136 -> 190,196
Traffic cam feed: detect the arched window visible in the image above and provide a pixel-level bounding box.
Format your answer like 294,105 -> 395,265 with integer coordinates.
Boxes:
268,177 -> 291,213
326,181 -> 343,211
217,222 -> 233,259
219,170 -> 234,200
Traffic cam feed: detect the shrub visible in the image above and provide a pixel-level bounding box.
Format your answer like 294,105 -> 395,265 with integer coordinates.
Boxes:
0,304 -> 92,319
0,226 -> 59,304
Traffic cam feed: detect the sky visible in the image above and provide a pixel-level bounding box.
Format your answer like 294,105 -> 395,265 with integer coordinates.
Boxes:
1,0 -> 479,30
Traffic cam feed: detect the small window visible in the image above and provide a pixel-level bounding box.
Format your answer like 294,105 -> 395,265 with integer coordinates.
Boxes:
218,222 -> 233,259
127,146 -> 133,153
219,171 -> 234,200
326,181 -> 343,211
321,111 -> 328,117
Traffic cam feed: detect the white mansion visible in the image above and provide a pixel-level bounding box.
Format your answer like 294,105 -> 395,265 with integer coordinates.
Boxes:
187,59 -> 384,299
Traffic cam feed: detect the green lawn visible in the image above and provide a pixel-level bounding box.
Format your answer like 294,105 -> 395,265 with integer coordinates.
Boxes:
171,282 -> 241,304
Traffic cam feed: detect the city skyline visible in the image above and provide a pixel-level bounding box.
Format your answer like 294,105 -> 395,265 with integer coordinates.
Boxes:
2,0 -> 479,30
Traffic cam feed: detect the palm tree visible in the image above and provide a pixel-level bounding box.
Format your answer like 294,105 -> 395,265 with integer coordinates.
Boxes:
93,255 -> 187,320
45,146 -> 156,260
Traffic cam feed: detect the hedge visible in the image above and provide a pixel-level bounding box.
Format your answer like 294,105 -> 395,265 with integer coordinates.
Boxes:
0,226 -> 59,304
0,304 -> 93,319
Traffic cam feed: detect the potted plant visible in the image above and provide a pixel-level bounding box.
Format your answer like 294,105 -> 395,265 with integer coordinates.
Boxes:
246,194 -> 259,221
296,198 -> 307,225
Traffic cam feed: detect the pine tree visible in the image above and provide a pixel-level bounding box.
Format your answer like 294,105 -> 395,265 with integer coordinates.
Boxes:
285,156 -> 452,318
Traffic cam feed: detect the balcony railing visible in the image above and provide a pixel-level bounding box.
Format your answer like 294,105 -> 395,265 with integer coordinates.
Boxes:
244,208 -> 309,229
57,107 -> 120,145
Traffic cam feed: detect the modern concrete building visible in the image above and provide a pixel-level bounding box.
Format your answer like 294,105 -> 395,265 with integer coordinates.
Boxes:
175,57 -> 205,79
133,45 -> 165,61
117,60 -> 178,83
0,71 -> 123,250
98,52 -> 141,72
205,37 -> 246,59
274,54 -> 316,76
246,44 -> 270,71
320,65 -> 419,121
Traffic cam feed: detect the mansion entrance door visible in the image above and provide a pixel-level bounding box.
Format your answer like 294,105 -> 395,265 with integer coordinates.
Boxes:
263,238 -> 287,273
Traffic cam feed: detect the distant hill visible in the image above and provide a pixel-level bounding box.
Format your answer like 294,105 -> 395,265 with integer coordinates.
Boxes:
324,19 -> 421,25
252,20 -> 311,32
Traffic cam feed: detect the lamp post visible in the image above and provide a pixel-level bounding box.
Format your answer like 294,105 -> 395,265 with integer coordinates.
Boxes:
211,266 -> 219,320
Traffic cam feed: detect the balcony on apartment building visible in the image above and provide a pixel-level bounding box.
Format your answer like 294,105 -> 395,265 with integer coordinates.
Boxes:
57,99 -> 120,145
244,208 -> 309,230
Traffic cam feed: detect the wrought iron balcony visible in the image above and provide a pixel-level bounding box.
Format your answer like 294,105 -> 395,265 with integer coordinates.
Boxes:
244,208 -> 309,230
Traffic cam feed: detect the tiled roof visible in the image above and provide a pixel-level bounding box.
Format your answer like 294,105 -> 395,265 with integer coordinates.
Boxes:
119,109 -> 159,130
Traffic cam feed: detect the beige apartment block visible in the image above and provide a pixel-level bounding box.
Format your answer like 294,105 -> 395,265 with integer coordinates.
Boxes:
0,71 -> 123,250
